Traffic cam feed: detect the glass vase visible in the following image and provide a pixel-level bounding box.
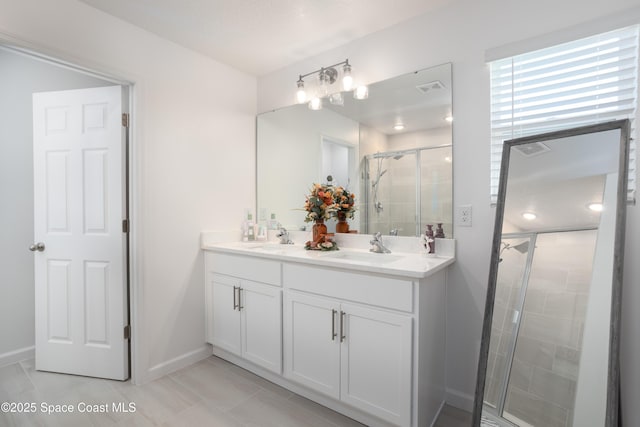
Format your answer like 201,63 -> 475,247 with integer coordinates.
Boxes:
336,212 -> 350,233
312,219 -> 327,242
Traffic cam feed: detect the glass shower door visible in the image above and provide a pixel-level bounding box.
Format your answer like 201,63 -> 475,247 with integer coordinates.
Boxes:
502,230 -> 597,427
484,236 -> 533,416
366,152 -> 417,236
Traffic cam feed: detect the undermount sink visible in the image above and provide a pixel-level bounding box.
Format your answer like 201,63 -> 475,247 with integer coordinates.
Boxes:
323,251 -> 404,264
246,242 -> 297,252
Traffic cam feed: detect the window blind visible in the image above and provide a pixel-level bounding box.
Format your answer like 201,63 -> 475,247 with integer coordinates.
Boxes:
490,25 -> 638,204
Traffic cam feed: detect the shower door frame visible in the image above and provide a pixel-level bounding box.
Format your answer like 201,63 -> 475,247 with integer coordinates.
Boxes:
363,144 -> 452,236
488,226 -> 599,426
487,232 -> 537,423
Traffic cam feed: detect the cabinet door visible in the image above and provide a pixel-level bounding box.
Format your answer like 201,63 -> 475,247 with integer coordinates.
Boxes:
211,274 -> 241,356
284,292 -> 341,399
240,281 -> 282,374
340,303 -> 413,427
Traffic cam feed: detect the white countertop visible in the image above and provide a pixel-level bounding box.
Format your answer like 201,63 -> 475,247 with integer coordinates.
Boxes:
201,233 -> 455,279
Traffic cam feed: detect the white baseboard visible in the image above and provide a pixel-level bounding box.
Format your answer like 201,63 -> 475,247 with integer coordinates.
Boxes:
145,345 -> 212,383
0,346 -> 35,368
445,387 -> 475,412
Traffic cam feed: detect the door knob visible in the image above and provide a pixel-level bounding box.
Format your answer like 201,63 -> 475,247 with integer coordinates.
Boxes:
29,242 -> 45,252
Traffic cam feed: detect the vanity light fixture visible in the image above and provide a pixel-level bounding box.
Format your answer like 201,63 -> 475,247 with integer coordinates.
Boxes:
342,62 -> 353,91
296,78 -> 307,104
588,202 -> 604,212
296,59 -> 365,109
329,92 -> 344,106
522,212 -> 537,220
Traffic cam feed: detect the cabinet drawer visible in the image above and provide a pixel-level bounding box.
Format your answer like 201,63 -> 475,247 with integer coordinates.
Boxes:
205,252 -> 281,286
283,263 -> 413,312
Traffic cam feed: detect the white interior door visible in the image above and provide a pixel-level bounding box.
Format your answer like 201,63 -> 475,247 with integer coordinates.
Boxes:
32,85 -> 128,380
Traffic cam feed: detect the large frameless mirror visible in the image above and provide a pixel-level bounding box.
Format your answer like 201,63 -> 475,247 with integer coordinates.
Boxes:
256,63 -> 452,237
472,120 -> 630,427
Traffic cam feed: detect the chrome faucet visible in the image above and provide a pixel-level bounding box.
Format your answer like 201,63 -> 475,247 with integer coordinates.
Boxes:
389,228 -> 401,236
276,227 -> 293,244
370,232 -> 391,253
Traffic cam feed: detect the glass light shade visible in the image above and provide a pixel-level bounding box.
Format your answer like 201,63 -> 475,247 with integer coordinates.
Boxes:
342,67 -> 353,91
308,97 -> 322,110
354,85 -> 369,100
318,76 -> 329,97
296,80 -> 306,104
329,92 -> 344,106
296,88 -> 307,104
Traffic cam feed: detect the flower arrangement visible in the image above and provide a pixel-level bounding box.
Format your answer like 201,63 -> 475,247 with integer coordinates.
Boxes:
303,183 -> 338,222
333,186 -> 356,219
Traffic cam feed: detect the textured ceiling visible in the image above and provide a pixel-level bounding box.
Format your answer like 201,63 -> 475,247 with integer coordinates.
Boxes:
79,0 -> 448,75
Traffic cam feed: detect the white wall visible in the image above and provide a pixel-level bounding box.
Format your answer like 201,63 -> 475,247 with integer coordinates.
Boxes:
0,0 -> 256,382
0,49 -> 112,366
258,0 -> 640,422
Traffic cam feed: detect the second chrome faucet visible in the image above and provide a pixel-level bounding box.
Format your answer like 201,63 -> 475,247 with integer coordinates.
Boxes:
370,232 -> 391,253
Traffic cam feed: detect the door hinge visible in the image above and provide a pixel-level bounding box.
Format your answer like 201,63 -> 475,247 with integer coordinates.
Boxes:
122,113 -> 130,128
122,219 -> 129,233
124,325 -> 131,340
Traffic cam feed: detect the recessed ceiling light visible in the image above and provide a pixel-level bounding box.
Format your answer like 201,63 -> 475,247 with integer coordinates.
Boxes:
393,123 -> 405,131
444,115 -> 453,123
588,203 -> 603,212
522,212 -> 537,220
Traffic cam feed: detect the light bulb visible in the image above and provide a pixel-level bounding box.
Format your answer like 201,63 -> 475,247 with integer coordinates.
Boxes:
342,63 -> 353,91
296,79 -> 306,104
354,85 -> 369,100
308,97 -> 322,110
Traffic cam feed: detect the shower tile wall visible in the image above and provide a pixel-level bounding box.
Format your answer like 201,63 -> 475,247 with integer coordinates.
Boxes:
366,145 -> 453,237
504,230 -> 597,427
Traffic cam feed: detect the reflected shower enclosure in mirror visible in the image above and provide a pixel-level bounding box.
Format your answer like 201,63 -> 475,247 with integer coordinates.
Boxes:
473,120 -> 630,427
256,63 -> 452,237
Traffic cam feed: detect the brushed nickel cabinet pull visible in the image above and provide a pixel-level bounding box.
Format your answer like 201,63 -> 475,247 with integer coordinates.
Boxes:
340,310 -> 346,342
238,287 -> 244,311
331,309 -> 337,341
233,286 -> 238,310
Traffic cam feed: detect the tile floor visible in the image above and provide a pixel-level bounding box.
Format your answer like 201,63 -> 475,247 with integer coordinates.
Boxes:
0,356 -> 471,426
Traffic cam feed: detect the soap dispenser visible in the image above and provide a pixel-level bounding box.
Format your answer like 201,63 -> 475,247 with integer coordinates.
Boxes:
425,224 -> 435,254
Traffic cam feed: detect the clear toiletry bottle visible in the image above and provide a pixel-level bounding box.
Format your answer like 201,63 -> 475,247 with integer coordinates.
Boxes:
268,213 -> 280,230
247,213 -> 255,241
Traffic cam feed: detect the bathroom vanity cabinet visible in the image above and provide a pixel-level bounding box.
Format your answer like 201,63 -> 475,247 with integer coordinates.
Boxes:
203,243 -> 453,427
283,263 -> 413,426
205,252 -> 282,374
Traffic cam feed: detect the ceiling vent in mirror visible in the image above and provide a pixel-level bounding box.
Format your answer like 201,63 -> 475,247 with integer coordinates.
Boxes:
416,80 -> 444,94
513,141 -> 551,157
